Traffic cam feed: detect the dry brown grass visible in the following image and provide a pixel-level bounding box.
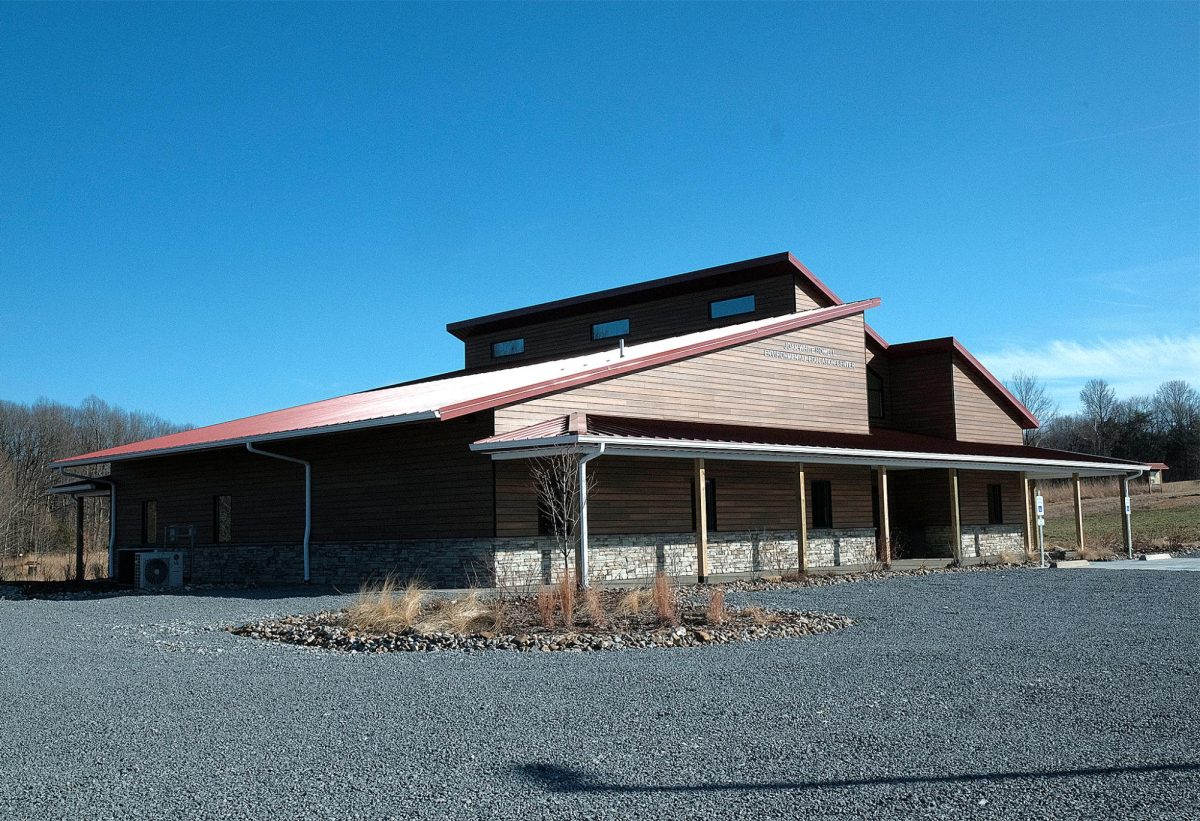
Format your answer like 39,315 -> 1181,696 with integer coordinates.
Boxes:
536,586 -> 558,628
0,550 -> 108,583
419,592 -> 503,635
345,576 -> 429,632
616,588 -> 645,618
652,572 -> 678,626
705,588 -> 726,625
557,573 -> 576,628
1078,537 -> 1119,562
584,588 -> 607,629
743,606 -> 780,626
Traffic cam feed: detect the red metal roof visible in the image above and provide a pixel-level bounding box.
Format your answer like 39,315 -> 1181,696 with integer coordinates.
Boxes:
51,299 -> 878,467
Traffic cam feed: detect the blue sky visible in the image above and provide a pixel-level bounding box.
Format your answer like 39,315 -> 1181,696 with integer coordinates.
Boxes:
1,2 -> 1196,425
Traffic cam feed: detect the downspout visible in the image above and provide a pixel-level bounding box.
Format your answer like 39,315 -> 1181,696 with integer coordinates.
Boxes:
57,467 -> 116,578
245,443 -> 312,583
1121,469 -> 1144,560
576,443 -> 606,589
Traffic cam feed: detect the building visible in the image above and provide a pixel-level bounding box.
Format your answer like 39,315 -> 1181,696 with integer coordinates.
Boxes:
51,253 -> 1150,587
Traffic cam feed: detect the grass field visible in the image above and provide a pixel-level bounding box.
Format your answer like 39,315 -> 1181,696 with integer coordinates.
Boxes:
1043,479 -> 1200,553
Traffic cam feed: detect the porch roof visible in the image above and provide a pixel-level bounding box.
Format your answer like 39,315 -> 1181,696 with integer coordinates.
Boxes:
472,415 -> 1149,479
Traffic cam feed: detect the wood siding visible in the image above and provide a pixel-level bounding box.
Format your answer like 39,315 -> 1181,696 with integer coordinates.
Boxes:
464,273 -> 808,369
952,360 -> 1024,445
494,313 -> 871,434
495,456 -> 874,537
886,352 -> 956,439
956,470 -> 1022,526
112,416 -> 495,545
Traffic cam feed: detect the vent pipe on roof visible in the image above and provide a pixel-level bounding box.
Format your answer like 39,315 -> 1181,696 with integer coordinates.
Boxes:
619,338 -> 625,358
245,443 -> 312,583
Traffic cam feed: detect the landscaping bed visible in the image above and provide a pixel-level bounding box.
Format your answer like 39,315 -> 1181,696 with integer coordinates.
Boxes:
231,578 -> 852,653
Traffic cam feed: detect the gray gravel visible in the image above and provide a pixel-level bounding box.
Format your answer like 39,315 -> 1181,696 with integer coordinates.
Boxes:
0,570 -> 1196,820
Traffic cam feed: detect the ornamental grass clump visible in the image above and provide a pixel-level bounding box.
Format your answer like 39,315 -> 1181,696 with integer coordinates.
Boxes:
652,572 -> 677,626
419,591 -> 500,635
536,585 -> 558,629
557,573 -> 576,629
583,588 -> 607,629
616,588 -> 645,618
346,576 -> 428,632
705,588 -> 726,625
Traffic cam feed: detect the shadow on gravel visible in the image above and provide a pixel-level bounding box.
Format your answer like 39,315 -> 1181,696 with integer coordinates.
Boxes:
514,761 -> 1200,794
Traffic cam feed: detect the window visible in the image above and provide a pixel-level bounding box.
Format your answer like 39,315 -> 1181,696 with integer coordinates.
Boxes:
811,480 -> 833,529
987,484 -> 1003,525
709,294 -> 756,320
591,318 -> 630,341
214,494 -> 232,543
491,338 -> 525,358
867,367 -> 885,420
690,478 -> 718,532
141,500 -> 157,545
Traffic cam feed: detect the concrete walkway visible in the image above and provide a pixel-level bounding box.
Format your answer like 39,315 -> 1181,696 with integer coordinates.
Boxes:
1086,557 -> 1200,572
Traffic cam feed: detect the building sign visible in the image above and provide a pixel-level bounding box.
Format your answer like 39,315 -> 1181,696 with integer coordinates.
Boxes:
764,341 -> 857,369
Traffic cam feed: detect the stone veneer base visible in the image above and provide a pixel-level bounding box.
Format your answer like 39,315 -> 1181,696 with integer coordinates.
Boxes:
169,528 -> 882,588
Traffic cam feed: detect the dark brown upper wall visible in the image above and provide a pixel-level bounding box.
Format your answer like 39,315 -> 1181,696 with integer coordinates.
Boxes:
462,272 -> 816,369
111,415 -> 496,546
885,351 -> 957,439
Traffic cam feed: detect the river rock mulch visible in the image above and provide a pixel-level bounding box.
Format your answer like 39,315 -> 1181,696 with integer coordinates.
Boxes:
232,606 -> 853,654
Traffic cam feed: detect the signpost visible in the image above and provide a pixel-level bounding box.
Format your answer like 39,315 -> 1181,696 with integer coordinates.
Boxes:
1035,493 -> 1046,567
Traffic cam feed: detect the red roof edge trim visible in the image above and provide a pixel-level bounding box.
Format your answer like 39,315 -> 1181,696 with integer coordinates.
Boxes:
785,253 -> 844,306
439,298 -> 881,420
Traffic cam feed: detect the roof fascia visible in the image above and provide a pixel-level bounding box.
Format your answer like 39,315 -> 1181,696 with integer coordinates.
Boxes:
50,410 -> 441,468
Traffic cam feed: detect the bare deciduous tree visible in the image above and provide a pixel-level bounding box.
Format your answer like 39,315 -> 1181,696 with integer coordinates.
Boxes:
1079,378 -> 1119,456
529,449 -> 597,581
1007,371 -> 1058,446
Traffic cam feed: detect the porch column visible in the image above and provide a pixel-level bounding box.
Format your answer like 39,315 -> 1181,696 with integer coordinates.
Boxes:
75,496 -> 85,582
796,463 -> 808,575
1021,471 -> 1035,562
876,466 -> 891,565
1120,475 -> 1134,559
694,458 -> 708,583
1071,472 -> 1085,552
948,468 -> 962,563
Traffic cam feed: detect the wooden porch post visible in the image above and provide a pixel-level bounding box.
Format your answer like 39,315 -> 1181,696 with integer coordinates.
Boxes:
877,466 -> 891,565
1120,474 -> 1134,559
1071,472 -> 1085,553
694,458 -> 708,583
1021,471 -> 1035,561
948,468 -> 962,563
75,495 -> 85,582
796,463 -> 808,575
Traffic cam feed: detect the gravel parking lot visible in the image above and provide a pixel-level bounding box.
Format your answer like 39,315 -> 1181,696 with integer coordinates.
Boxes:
1,569 -> 1196,820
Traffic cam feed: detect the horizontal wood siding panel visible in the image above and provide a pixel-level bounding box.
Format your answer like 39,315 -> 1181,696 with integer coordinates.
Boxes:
465,274 -> 802,369
956,470 -> 1022,526
494,314 -> 871,434
112,416 -> 495,544
886,352 -> 956,439
494,456 -> 874,537
953,360 -> 1025,445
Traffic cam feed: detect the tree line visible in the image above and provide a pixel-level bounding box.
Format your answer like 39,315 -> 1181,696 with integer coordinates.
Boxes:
0,397 -> 187,558
1007,375 -> 1200,480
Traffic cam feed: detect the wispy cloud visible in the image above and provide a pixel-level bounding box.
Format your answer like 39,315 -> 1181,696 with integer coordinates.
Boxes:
1012,118 -> 1199,152
977,334 -> 1200,412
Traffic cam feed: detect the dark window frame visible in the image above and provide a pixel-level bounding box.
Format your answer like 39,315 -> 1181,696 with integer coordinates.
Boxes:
690,477 -> 718,532
591,318 -> 630,341
986,484 -> 1004,525
811,479 -> 833,529
491,337 -> 525,358
708,293 -> 756,320
213,494 -> 232,544
141,500 -> 157,545
867,366 -> 886,421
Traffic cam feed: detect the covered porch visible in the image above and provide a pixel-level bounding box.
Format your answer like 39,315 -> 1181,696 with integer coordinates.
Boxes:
473,415 -> 1150,586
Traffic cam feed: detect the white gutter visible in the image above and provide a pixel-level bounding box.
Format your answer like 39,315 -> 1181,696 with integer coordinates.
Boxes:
50,410 -> 440,469
576,444 -> 605,589
472,434 -> 1148,477
245,443 -> 312,583
57,467 -> 117,578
